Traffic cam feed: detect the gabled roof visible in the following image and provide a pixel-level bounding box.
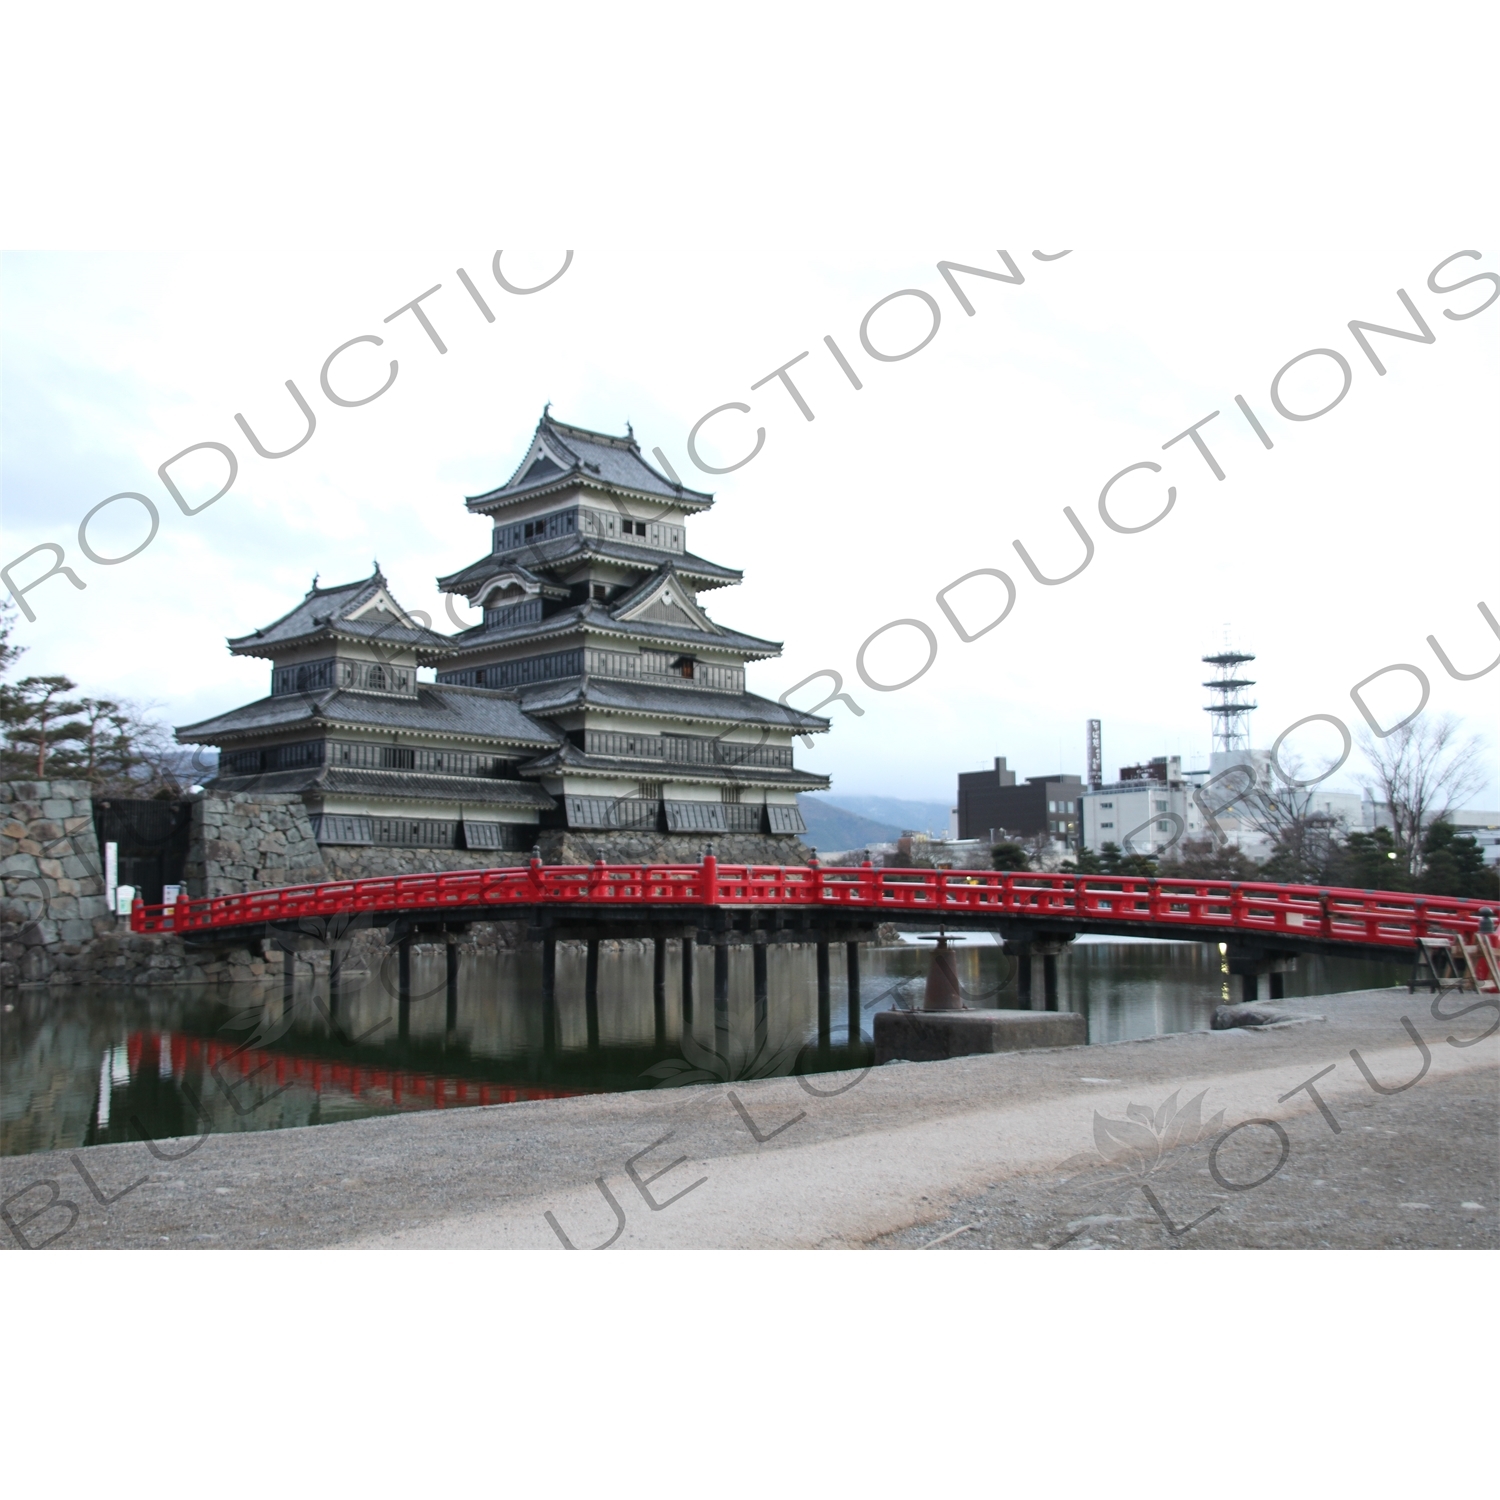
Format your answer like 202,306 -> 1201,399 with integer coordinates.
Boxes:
176,683 -> 562,749
467,562 -> 569,605
465,411 -> 714,516
442,595 -> 782,661
227,569 -> 454,661
609,563 -> 719,635
437,536 -> 742,598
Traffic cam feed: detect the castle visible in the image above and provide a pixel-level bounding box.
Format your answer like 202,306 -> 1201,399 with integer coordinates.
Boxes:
176,411 -> 831,868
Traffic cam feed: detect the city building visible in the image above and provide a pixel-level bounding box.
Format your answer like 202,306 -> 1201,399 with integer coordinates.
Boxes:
955,756 -> 1083,846
1081,756 -> 1197,856
177,411 -> 832,860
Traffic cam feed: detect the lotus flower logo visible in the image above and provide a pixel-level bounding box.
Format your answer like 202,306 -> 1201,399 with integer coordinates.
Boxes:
1060,1089 -> 1226,1184
641,1022 -> 805,1088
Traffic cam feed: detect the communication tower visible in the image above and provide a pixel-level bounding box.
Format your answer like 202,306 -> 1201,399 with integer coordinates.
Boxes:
1203,644 -> 1256,755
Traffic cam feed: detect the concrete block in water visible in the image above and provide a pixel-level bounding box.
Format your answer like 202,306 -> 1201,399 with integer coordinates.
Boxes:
874,1008 -> 1086,1063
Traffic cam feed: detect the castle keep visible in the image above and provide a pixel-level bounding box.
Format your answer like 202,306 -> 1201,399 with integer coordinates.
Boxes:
177,412 -> 831,867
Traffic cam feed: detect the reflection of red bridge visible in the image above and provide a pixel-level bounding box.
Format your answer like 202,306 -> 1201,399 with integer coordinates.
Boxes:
132,854 -> 1494,954
127,1032 -> 584,1110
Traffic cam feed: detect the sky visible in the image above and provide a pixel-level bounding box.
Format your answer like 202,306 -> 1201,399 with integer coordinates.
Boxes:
3,247 -> 1497,807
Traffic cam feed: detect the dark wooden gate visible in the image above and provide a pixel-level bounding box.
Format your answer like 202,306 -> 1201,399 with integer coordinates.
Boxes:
92,799 -> 193,905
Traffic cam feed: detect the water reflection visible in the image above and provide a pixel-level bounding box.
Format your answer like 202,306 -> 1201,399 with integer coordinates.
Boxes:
2,938 -> 1405,1157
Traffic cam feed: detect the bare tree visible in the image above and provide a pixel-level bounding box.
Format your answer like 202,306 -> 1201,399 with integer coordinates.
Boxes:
1357,714 -> 1487,876
1252,750 -> 1343,882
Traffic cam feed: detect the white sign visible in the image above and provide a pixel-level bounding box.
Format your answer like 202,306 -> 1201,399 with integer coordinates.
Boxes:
115,885 -> 136,915
161,884 -> 183,906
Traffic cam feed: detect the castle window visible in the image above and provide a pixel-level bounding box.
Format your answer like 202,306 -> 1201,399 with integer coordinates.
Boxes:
674,657 -> 695,679
367,665 -> 386,691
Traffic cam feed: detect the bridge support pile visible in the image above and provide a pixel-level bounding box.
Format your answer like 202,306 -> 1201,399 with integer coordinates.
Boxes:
874,933 -> 1086,1063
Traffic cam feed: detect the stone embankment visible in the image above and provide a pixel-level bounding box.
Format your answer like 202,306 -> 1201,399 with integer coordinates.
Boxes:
1,781 -> 529,989
185,793 -> 325,895
3,780 -> 118,989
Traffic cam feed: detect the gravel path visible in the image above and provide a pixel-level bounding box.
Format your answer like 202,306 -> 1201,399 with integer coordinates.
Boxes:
872,1067 -> 1498,1250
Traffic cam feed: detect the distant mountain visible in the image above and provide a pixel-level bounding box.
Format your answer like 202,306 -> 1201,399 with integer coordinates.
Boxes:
796,796 -> 903,853
816,794 -> 952,838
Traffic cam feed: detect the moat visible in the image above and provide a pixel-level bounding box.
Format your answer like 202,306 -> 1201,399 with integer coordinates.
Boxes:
2,937 -> 1406,1157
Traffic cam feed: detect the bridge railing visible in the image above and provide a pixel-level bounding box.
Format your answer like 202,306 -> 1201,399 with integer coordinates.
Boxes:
130,856 -> 1494,951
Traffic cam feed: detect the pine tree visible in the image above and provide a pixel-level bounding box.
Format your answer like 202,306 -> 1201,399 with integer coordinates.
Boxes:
1332,827 -> 1412,891
990,840 -> 1031,871
1417,819 -> 1500,899
1,675 -> 87,778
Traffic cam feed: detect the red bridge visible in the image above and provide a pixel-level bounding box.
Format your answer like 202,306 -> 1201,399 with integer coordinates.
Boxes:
128,855 -> 1497,1025
132,852 -> 1492,958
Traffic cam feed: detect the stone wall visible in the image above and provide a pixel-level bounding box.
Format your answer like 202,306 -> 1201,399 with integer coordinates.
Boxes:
185,793 -> 326,896
0,780 -> 274,988
1,786 -> 297,984
1,781 -> 113,987
319,846 -> 528,881
538,830 -> 812,866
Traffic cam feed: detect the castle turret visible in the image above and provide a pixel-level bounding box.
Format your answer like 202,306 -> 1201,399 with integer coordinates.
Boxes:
436,412 -> 830,839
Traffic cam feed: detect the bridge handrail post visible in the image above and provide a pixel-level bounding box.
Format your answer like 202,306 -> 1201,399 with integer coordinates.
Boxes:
702,845 -> 718,906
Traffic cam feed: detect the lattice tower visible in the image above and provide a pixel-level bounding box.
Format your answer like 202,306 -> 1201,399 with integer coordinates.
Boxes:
1202,646 -> 1257,754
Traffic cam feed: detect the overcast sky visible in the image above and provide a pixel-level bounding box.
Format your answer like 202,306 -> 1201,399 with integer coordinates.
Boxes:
3,245 -> 1497,806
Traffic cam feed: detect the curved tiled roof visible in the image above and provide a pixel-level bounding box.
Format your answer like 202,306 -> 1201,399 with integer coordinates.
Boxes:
519,741 -> 830,791
517,677 -> 832,733
443,598 -> 781,661
209,765 -> 557,809
227,570 -> 454,659
177,684 -> 561,748
438,536 -> 741,596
